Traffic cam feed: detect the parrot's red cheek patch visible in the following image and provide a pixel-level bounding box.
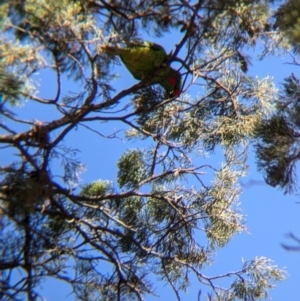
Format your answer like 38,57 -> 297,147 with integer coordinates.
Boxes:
168,77 -> 181,97
168,77 -> 176,87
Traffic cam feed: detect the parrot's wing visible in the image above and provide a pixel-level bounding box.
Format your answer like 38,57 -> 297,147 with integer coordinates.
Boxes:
127,40 -> 165,52
125,41 -> 168,67
118,41 -> 168,79
142,41 -> 166,53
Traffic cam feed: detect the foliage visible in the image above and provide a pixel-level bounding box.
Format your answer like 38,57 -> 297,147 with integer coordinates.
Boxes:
274,0 -> 300,52
254,73 -> 300,194
253,0 -> 300,194
0,1 -> 286,301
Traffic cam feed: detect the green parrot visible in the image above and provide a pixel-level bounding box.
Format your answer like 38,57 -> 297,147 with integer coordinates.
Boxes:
100,41 -> 181,97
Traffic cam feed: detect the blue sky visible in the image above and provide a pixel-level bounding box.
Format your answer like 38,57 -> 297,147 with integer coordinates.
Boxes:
2,34 -> 300,301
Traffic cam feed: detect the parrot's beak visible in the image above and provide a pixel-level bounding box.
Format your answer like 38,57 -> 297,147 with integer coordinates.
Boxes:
173,89 -> 181,97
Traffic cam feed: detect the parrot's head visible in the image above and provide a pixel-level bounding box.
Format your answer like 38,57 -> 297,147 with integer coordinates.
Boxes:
161,68 -> 182,97
167,75 -> 181,97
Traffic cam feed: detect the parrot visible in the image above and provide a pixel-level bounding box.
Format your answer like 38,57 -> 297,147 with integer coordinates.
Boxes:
100,41 -> 181,97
